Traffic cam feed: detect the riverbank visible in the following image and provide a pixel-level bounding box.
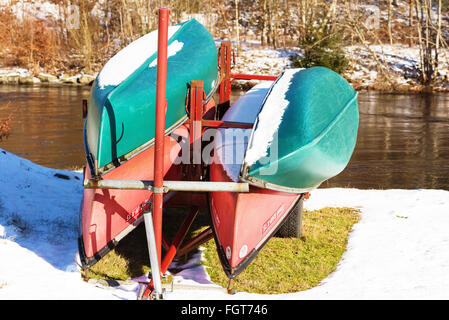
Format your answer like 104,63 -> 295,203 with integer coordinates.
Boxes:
0,68 -> 95,86
2,42 -> 448,92
1,148 -> 448,299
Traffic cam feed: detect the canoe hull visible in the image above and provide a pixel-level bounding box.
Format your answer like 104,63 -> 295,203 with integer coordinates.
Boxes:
208,82 -> 301,278
208,67 -> 359,277
243,67 -> 359,192
79,88 -> 217,268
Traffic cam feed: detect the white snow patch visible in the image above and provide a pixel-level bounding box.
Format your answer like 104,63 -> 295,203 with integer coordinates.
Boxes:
244,68 -> 298,166
97,25 -> 181,89
0,148 -> 136,299
233,46 -> 301,77
1,0 -> 60,22
164,188 -> 449,300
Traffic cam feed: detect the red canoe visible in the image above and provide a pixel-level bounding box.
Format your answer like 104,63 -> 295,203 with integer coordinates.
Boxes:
209,82 -> 303,278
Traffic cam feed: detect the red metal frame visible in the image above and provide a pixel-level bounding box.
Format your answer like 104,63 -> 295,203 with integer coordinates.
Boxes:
202,120 -> 252,129
217,42 -> 276,115
161,207 -> 199,272
218,41 -> 232,105
189,80 -> 204,179
140,13 -> 277,298
231,73 -> 277,82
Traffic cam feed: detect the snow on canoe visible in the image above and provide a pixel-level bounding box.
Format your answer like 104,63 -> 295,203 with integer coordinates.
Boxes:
209,67 -> 359,278
85,19 -> 218,175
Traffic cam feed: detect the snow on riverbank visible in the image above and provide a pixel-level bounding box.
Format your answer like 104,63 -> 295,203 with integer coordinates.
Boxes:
0,68 -> 96,85
0,148 -> 135,299
166,188 -> 449,300
1,149 -> 449,299
345,44 -> 449,91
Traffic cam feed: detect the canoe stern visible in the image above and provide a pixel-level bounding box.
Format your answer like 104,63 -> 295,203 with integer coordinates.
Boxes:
243,67 -> 359,192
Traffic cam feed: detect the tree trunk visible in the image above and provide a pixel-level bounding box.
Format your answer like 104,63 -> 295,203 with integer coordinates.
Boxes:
414,0 -> 438,86
435,0 -> 442,76
269,0 -> 278,48
262,0 -> 268,46
297,0 -> 306,44
387,0 -> 393,45
235,0 -> 240,49
414,0 -> 426,83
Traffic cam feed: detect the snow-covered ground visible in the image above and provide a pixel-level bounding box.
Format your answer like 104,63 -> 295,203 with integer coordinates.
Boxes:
1,148 -> 449,300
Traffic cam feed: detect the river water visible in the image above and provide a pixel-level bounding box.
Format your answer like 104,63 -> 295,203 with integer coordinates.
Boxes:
1,85 -> 448,190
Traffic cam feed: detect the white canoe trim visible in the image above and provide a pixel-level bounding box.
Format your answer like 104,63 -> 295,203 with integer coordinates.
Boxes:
243,68 -> 301,166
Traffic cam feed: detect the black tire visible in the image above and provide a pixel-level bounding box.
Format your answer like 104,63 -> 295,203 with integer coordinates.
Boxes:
276,196 -> 304,238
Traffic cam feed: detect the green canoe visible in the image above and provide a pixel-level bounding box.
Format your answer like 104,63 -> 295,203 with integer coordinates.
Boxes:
241,67 -> 359,192
85,19 -> 218,174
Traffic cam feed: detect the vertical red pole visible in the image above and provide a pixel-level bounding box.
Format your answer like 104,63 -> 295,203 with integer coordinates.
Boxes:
217,41 -> 232,118
218,43 -> 226,105
189,80 -> 204,168
224,44 -> 232,103
153,8 -> 169,271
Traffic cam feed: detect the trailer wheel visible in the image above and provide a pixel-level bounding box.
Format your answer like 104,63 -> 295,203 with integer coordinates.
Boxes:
276,196 -> 304,238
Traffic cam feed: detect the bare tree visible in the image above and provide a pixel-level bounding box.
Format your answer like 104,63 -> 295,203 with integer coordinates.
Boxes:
341,0 -> 396,87
387,0 -> 393,45
235,0 -> 240,48
409,0 -> 414,47
414,0 -> 441,86
262,0 -> 269,45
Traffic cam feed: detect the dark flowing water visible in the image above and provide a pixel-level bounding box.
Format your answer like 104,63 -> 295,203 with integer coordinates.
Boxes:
1,85 -> 449,190
0,85 -> 90,168
324,91 -> 449,190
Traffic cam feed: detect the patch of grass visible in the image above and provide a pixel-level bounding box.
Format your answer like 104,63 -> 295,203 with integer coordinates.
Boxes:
202,207 -> 361,294
88,224 -> 150,280
88,207 -> 360,295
